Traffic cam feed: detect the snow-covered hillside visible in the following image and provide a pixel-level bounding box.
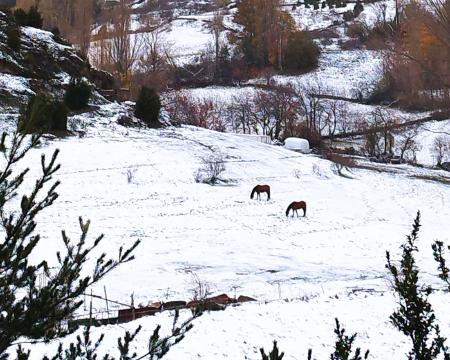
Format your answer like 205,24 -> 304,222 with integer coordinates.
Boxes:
12,103 -> 450,359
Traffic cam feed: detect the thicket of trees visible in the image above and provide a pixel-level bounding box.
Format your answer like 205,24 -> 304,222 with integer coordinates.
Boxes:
232,0 -> 320,72
368,0 -> 450,110
16,0 -> 96,58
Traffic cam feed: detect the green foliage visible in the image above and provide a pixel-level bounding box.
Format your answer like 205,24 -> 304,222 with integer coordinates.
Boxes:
283,31 -> 320,72
25,6 -> 42,28
64,77 -> 92,111
330,318 -> 369,360
13,6 -> 43,28
260,341 -> 284,360
18,94 -> 68,133
386,211 -> 449,360
432,240 -> 450,290
12,8 -> 27,26
6,27 -> 20,51
264,319 -> 369,360
134,86 -> 162,128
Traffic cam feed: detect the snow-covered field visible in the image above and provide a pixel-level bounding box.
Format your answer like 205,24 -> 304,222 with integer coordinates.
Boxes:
2,1 -> 450,358
10,103 -> 449,359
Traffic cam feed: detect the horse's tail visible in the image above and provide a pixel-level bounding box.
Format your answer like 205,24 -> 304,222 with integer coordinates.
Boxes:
250,186 -> 257,199
267,188 -> 271,200
303,202 -> 307,216
286,204 -> 291,217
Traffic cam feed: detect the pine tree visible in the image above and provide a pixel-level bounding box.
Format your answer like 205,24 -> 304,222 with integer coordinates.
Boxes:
386,211 -> 449,360
330,318 -> 369,360
134,87 -> 162,128
64,77 -> 92,111
260,341 -> 284,360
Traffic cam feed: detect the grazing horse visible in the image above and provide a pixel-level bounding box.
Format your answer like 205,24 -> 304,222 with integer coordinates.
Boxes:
286,201 -> 307,217
250,185 -> 271,201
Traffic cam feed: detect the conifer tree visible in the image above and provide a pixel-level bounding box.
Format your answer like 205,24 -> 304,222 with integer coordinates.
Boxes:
260,341 -> 284,360
386,211 -> 449,360
330,318 -> 369,360
134,87 -> 161,128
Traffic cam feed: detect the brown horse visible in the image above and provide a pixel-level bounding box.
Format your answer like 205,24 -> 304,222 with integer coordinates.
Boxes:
250,185 -> 271,201
286,201 -> 307,217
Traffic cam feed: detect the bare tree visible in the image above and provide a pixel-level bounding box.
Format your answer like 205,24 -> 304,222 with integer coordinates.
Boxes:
227,93 -> 257,134
74,0 -> 94,58
109,0 -> 143,87
206,6 -> 225,80
296,79 -> 329,136
431,135 -> 450,166
396,127 -> 421,163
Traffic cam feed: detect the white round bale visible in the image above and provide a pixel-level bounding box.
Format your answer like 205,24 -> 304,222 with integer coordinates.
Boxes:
284,137 -> 310,152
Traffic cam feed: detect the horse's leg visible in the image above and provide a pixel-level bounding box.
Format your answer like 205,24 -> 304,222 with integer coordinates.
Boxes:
303,207 -> 306,217
296,209 -> 299,217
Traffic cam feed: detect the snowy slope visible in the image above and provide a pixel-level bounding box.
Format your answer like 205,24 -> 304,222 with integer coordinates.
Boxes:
9,103 -> 450,359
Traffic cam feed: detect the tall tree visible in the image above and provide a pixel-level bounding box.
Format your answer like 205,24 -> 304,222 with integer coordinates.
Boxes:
233,0 -> 295,69
109,0 -> 142,87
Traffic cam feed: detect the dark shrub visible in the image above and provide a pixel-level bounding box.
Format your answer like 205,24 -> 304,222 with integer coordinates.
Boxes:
13,6 -> 42,28
284,31 -> 320,72
6,27 -> 21,50
51,27 -> 60,36
64,77 -> 92,110
26,6 -> 43,28
353,1 -> 364,16
51,102 -> 69,131
13,8 -> 27,26
343,10 -> 355,22
134,87 -> 162,128
19,94 -> 68,133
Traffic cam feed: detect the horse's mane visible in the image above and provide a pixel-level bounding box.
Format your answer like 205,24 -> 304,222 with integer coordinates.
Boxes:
285,203 -> 292,216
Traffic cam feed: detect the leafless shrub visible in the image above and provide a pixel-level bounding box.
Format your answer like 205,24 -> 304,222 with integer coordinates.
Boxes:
312,163 -> 322,177
166,92 -> 225,131
126,167 -> 137,183
187,271 -> 211,303
194,152 -> 226,185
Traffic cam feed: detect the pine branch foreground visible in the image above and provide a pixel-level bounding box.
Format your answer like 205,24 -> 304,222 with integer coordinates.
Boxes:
0,130 -> 198,360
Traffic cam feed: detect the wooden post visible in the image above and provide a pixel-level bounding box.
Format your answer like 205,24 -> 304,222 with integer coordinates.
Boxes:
104,286 -> 110,322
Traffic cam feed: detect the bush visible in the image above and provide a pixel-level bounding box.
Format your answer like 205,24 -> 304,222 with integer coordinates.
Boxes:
13,5 -> 43,28
64,77 -> 92,110
324,152 -> 356,177
6,27 -> 21,50
26,5 -> 43,28
13,8 -> 27,26
134,86 -> 162,128
353,1 -> 364,16
19,94 -> 68,133
283,31 -> 320,72
346,22 -> 367,41
194,153 -> 226,185
343,10 -> 355,22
